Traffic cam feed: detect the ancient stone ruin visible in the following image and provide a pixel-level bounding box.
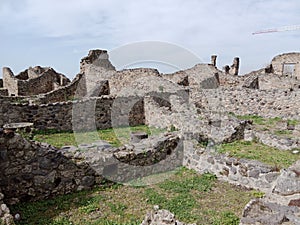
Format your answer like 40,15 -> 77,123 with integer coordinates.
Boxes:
1,50 -> 300,224
2,66 -> 70,97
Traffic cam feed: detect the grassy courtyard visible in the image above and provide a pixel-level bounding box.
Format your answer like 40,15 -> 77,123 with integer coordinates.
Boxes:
218,140 -> 300,169
33,125 -> 166,148
11,167 -> 260,225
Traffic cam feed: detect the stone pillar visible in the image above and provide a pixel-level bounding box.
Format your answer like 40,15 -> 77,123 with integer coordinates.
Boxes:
211,55 -> 217,67
230,57 -> 239,75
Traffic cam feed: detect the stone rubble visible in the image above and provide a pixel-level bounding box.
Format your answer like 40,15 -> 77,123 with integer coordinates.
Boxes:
1,50 -> 300,224
140,208 -> 195,225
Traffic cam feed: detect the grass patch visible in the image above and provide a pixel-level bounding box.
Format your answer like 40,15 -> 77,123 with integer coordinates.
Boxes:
230,113 -> 299,138
11,167 -> 259,225
273,130 -> 293,136
33,125 -> 166,148
218,140 -> 300,168
288,119 -> 299,126
234,114 -> 283,126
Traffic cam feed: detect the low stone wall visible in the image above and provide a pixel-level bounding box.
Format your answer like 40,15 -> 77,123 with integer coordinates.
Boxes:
0,130 -> 104,203
0,130 -> 182,204
183,140 -> 281,193
250,130 -> 300,151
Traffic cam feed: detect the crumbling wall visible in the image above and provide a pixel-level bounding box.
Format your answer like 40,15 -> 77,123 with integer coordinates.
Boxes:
184,141 -> 280,192
0,130 -> 181,203
80,49 -> 115,74
0,130 -> 104,203
2,67 -> 70,96
164,64 -> 220,90
258,73 -> 300,90
109,68 -> 161,95
229,57 -> 239,75
35,73 -> 99,104
271,52 -> 300,78
192,88 -> 300,119
79,50 -> 116,96
2,67 -> 18,96
17,68 -> 70,96
0,95 -> 145,131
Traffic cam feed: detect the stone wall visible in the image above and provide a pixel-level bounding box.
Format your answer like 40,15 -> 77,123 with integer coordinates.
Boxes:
0,130 -> 181,204
271,52 -> 300,78
183,140 -> 280,193
16,68 -> 70,96
80,49 -> 115,74
2,67 -> 70,96
192,88 -> 300,120
2,68 -> 18,96
34,73 -> 108,104
0,89 -> 8,97
164,64 -> 221,90
0,130 -> 104,203
220,68 -> 300,91
258,73 -> 300,90
144,88 -> 250,144
109,68 -> 161,95
0,95 -> 145,131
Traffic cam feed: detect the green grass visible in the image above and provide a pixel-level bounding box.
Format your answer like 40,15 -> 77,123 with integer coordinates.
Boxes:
233,114 -> 282,126
218,140 -> 300,168
230,113 -> 299,138
273,130 -> 293,136
10,167 -> 259,225
33,125 -> 166,148
288,119 -> 299,126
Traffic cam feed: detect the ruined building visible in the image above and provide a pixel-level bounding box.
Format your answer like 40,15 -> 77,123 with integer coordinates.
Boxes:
270,52 -> 300,78
1,66 -> 70,96
1,50 -> 300,225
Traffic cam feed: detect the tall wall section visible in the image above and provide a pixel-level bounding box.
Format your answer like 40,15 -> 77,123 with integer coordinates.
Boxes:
192,88 -> 300,119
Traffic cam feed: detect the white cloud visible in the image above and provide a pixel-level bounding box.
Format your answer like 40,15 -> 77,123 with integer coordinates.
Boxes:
0,0 -> 300,77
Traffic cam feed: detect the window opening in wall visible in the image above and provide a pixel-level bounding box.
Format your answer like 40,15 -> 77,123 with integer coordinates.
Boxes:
283,63 -> 296,77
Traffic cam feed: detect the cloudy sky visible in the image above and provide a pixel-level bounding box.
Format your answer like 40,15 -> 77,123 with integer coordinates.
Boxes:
0,0 -> 299,78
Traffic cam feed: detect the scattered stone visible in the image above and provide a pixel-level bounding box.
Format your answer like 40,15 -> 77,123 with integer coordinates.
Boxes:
240,198 -> 300,225
273,161 -> 300,196
130,131 -> 148,143
140,209 -> 195,225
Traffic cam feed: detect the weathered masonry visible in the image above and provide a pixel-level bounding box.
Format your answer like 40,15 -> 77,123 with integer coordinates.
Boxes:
271,52 -> 300,78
